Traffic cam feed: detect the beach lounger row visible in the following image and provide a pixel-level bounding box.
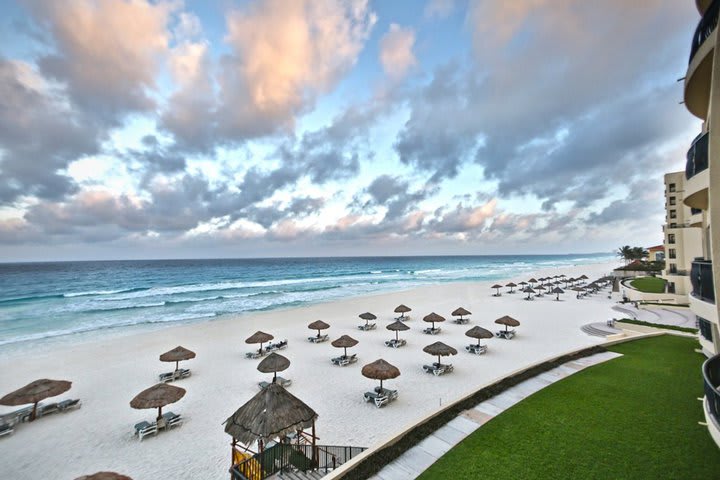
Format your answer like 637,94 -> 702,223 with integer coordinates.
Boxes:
266,339 -> 288,352
364,388 -> 399,408
0,398 -> 82,435
134,411 -> 183,441
159,368 -> 191,383
258,377 -> 292,389
384,339 -> 406,348
465,344 -> 488,355
495,329 -> 516,340
357,323 -> 376,331
453,318 -> 469,325
307,334 -> 329,343
331,353 -> 358,367
423,327 -> 441,335
423,363 -> 453,376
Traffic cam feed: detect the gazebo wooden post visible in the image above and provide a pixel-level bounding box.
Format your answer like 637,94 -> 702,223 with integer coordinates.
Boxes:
230,438 -> 237,480
311,420 -> 318,467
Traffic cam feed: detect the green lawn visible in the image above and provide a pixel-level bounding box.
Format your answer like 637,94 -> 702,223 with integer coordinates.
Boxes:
419,336 -> 719,480
630,276 -> 667,293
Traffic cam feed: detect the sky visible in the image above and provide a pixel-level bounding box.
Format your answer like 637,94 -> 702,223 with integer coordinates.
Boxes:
0,0 -> 704,261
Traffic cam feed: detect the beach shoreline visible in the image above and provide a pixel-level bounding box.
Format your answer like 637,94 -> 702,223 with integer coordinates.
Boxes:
0,259 -> 620,479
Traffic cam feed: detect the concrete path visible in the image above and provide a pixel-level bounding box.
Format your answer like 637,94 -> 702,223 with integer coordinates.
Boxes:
369,351 -> 623,480
612,304 -> 696,327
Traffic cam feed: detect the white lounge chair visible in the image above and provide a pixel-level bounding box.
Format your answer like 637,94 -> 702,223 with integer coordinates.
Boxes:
453,318 -> 470,325
245,350 -> 264,359
57,399 -> 81,412
357,323 -> 376,331
39,403 -> 58,417
134,420 -> 158,441
423,327 -> 441,335
258,377 -> 292,389
159,368 -> 191,383
331,353 -> 358,366
422,363 -> 454,376
466,344 -> 488,355
308,334 -> 329,343
495,330 -> 516,340
364,388 -> 399,408
384,339 -> 407,348
394,315 -> 411,321
266,339 -> 288,351
0,422 -> 13,437
162,411 -> 183,429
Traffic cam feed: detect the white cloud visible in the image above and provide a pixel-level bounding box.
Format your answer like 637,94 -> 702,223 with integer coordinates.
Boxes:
379,23 -> 417,80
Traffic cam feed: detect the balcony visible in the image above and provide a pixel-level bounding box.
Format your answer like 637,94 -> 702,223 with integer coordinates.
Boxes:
702,354 -> 720,447
685,0 -> 718,119
686,132 -> 709,180
692,259 -> 715,303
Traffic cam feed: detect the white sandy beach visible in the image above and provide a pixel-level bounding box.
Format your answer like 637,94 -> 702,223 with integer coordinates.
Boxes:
0,260 -> 620,480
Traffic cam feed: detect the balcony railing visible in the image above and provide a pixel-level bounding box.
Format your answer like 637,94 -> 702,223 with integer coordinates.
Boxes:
686,132 -> 709,180
690,0 -> 720,64
702,354 -> 720,432
691,259 -> 715,303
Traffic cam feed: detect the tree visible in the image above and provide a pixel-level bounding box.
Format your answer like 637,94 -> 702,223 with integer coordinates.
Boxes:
632,246 -> 649,261
617,245 -> 633,264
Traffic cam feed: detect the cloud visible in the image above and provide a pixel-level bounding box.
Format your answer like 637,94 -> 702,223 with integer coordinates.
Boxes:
424,0 -> 454,19
379,24 -> 416,80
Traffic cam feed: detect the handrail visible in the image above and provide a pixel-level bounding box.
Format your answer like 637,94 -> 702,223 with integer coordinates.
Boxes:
703,355 -> 720,429
690,0 -> 720,64
686,131 -> 709,180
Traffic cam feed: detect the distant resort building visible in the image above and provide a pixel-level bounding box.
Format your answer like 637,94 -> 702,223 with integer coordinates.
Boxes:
681,0 -> 720,448
647,245 -> 665,262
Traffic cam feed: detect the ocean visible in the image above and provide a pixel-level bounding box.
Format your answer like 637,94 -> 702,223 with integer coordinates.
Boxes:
0,254 -> 614,350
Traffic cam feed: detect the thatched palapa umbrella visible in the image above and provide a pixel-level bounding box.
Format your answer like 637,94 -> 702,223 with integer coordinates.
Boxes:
159,346 -> 196,371
495,315 -> 520,332
423,341 -> 457,365
506,282 -> 517,293
246,331 -> 274,355
307,320 -> 330,338
75,473 -> 133,480
386,319 -> 410,341
423,312 -> 446,330
528,278 -> 538,287
362,359 -> 400,391
257,353 -> 290,382
465,326 -> 493,347
332,335 -> 359,357
552,286 -> 565,301
359,312 -> 377,326
452,307 -> 471,322
491,284 -> 503,296
523,286 -> 535,300
224,382 -> 318,453
394,304 -> 411,319
130,383 -> 185,421
0,378 -> 72,421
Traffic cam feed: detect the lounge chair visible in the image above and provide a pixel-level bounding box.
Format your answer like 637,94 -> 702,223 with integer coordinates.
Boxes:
266,339 -> 288,352
394,315 -> 411,321
422,363 -> 454,376
134,420 -> 158,441
245,350 -> 264,359
492,293 -> 502,297
162,411 -> 183,429
357,323 -> 376,331
364,388 -> 399,408
39,403 -> 58,417
384,338 -> 407,348
308,334 -> 329,343
495,329 -> 516,340
0,422 -> 13,437
465,344 -> 488,355
258,377 -> 292,389
18,405 -> 38,423
422,327 -> 441,335
160,368 -> 192,383
331,353 -> 358,367
453,318 -> 469,325
57,399 -> 81,412
523,296 -> 535,301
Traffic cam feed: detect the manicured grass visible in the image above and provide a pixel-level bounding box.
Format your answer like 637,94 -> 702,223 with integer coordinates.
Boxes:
618,318 -> 698,334
419,336 -> 719,480
630,276 -> 667,293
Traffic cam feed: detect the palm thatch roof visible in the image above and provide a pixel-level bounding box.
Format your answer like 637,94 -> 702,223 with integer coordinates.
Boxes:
332,335 -> 359,348
386,320 -> 410,332
245,331 -> 274,344
159,346 -> 196,370
75,473 -> 133,480
257,353 -> 290,374
465,326 -> 493,339
494,315 -> 520,327
394,304 -> 412,314
523,287 -> 535,293
130,383 -> 185,410
528,278 -> 538,283
491,284 -> 503,289
0,379 -> 72,407
307,320 -> 330,331
359,312 -> 377,321
552,287 -> 565,294
423,312 -> 446,323
579,274 -> 589,280
224,382 -> 317,446
361,359 -> 400,381
452,307 -> 471,317
506,282 -> 517,287
422,341 -> 457,357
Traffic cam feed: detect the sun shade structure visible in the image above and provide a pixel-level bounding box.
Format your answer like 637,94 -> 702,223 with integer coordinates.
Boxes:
245,331 -> 274,354
159,346 -> 196,371
394,304 -> 411,318
362,359 -> 400,391
257,353 -> 290,381
523,287 -> 535,299
0,378 -> 72,421
505,282 -> 517,293
552,286 -> 565,300
224,382 -> 318,447
331,335 -> 359,357
491,284 -> 503,295
451,307 -> 471,322
465,326 -> 493,346
359,312 -> 377,326
130,383 -> 185,421
307,320 -> 330,338
579,274 -> 589,280
423,341 -> 458,365
75,473 -> 133,480
423,312 -> 446,329
386,319 -> 410,341
494,315 -> 520,331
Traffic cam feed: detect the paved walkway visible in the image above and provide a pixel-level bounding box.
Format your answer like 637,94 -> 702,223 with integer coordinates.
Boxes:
612,304 -> 696,328
369,351 -> 623,480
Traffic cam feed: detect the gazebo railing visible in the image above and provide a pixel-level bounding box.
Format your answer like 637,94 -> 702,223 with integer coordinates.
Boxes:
231,444 -> 366,480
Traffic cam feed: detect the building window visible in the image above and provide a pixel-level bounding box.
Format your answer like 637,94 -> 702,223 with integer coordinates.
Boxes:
669,248 -> 676,259
669,210 -> 677,219
668,234 -> 676,244
699,317 -> 713,342
670,223 -> 677,228
669,263 -> 677,274
669,197 -> 676,206
691,207 -> 702,215
669,183 -> 676,192
668,282 -> 676,294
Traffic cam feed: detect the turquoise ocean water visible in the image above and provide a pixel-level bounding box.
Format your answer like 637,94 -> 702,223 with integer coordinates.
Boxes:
0,254 -> 614,350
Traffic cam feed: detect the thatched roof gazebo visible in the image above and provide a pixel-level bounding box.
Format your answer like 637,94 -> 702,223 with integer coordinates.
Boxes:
505,282 -> 517,293
491,284 -> 503,296
494,315 -> 520,331
362,359 -> 400,391
0,379 -> 72,421
257,353 -> 290,382
386,319 -> 410,341
552,286 -> 565,301
465,326 -> 493,346
331,335 -> 359,357
75,473 -> 133,480
451,307 -> 471,322
423,312 -> 445,329
307,320 -> 330,338
159,346 -> 196,371
423,341 -> 457,365
224,382 -> 318,455
394,304 -> 411,319
130,383 -> 185,421
523,286 -> 535,299
245,331 -> 274,355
